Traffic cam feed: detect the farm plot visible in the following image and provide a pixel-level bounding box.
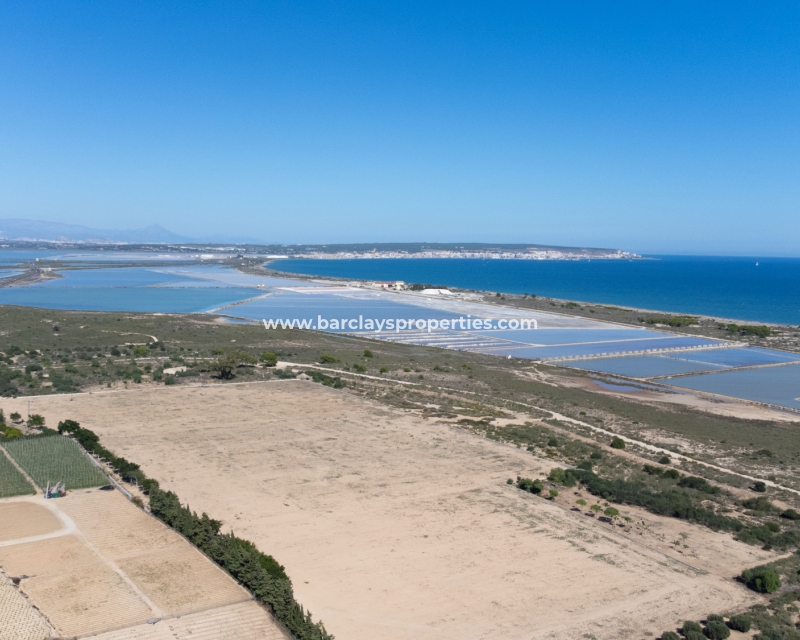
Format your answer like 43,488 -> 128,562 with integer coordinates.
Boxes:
0,571 -> 52,640
4,435 -> 107,490
0,448 -> 35,497
0,491 -> 282,638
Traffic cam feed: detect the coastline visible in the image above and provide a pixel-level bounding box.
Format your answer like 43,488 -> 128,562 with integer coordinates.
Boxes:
258,259 -> 800,355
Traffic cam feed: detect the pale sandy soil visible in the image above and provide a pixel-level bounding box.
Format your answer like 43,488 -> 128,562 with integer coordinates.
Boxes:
0,492 -> 284,638
11,382 -> 775,640
0,501 -> 61,542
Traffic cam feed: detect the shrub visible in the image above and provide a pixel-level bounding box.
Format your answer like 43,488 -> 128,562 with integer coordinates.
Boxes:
379,367 -> 388,373
752,481 -> 767,493
643,464 -> 663,475
677,476 -> 720,494
742,497 -> 776,512
548,489 -> 558,499
506,478 -> 513,484
353,364 -> 367,373
548,467 -> 577,487
728,614 -> 751,632
9,411 -> 21,422
110,347 -> 121,356
164,375 -> 176,385
705,619 -> 730,639
576,499 -> 587,506
577,460 -> 593,471
590,451 -> 602,460
27,414 -> 45,427
516,477 -> 544,494
604,507 -> 619,518
2,427 -> 22,438
683,621 -> 703,635
547,437 -> 559,447
132,346 -> 148,357
319,354 -> 339,364
684,632 -> 705,640
660,633 -> 680,640
663,469 -> 681,480
781,509 -> 800,520
259,352 -> 278,367
363,350 -> 373,357
659,455 -> 671,464
610,437 -> 626,449
741,566 -> 781,593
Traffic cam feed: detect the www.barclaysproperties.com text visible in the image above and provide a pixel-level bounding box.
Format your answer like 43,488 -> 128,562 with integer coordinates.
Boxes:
262,316 -> 537,333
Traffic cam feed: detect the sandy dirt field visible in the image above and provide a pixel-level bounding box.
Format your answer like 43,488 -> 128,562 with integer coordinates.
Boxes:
11,381 -> 774,640
0,491 -> 285,638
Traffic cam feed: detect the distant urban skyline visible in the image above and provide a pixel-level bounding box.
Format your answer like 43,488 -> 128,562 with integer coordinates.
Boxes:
1,3 -> 798,256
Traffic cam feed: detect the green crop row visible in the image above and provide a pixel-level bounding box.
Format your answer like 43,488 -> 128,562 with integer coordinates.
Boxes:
3,435 -> 107,490
0,448 -> 35,497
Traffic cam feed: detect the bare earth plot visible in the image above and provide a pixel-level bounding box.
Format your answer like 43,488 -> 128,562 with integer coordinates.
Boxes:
13,382 -> 773,640
0,491 -> 285,639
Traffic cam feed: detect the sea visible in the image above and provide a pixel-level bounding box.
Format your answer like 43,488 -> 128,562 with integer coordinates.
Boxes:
273,255 -> 800,326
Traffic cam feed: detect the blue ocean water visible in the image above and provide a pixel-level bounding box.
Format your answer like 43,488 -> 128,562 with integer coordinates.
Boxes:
274,256 -> 800,325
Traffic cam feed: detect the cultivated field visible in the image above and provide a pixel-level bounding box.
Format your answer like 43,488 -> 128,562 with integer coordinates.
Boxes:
12,381 -> 773,640
0,490 -> 286,639
3,435 -> 108,490
0,448 -> 35,497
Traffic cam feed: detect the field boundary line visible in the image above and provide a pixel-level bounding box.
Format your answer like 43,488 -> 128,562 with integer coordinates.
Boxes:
0,444 -> 40,494
282,362 -> 800,497
0,495 -> 76,548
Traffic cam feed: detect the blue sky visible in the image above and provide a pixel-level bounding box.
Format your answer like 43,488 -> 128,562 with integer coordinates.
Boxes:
0,2 -> 798,254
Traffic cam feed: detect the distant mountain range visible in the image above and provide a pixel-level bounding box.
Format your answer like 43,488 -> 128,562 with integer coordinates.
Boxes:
0,218 -> 191,244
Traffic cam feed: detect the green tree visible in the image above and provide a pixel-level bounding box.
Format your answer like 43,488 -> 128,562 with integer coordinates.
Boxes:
26,414 -> 45,427
212,350 -> 257,380
133,346 -> 149,357
604,507 -> 619,519
660,632 -> 680,640
260,352 -> 278,367
610,436 -> 626,449
363,349 -> 373,357
741,565 -> 781,593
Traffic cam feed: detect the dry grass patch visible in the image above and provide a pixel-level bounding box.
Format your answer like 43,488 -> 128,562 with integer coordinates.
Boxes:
118,545 -> 251,616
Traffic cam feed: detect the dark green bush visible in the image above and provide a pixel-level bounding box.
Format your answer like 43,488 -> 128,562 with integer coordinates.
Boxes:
742,497 -> 776,512
780,509 -> 800,520
610,436 -> 626,449
548,467 -> 577,487
663,469 -> 681,480
577,460 -> 593,471
677,476 -> 720,495
683,621 -> 703,634
516,477 -> 544,494
658,455 -> 671,464
741,566 -> 781,593
660,632 -> 680,640
643,464 -> 662,475
728,614 -> 751,632
547,437 -> 559,447
752,481 -> 767,492
705,619 -> 730,639
590,451 -> 603,460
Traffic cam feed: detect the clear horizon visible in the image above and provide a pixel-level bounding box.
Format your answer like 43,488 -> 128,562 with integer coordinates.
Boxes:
1,3 -> 798,255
